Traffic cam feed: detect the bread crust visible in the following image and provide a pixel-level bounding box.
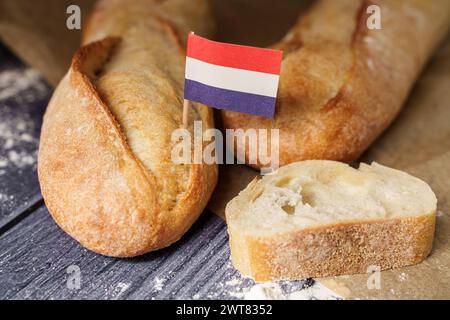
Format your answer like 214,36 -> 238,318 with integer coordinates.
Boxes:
38,0 -> 217,257
227,213 -> 436,282
221,0 -> 450,168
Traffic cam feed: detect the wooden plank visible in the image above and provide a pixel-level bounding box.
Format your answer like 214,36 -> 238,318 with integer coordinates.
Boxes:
0,44 -> 51,228
0,205 -> 321,300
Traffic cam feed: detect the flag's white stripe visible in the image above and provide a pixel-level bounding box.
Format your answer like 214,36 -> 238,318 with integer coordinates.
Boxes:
185,57 -> 280,97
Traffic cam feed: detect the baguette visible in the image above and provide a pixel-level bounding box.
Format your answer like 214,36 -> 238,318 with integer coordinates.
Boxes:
221,0 -> 450,168
225,161 -> 437,282
38,0 -> 217,257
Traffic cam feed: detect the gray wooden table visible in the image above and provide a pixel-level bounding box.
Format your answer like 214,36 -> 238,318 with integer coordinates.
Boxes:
0,44 -> 337,300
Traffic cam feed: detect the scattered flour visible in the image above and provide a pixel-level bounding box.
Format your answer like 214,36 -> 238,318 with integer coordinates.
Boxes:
203,260 -> 341,300
0,158 -> 8,168
241,281 -> 341,300
243,283 -> 285,300
0,193 -> 14,202
7,150 -> 36,168
154,276 -> 166,291
0,68 -> 48,102
114,282 -> 131,299
225,278 -> 241,287
437,211 -> 444,218
0,118 -> 38,171
0,195 -> 12,208
0,68 -> 43,172
0,65 -> 47,207
222,275 -> 340,300
287,282 -> 341,300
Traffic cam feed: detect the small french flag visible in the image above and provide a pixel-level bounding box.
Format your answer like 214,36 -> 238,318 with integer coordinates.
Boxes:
184,33 -> 283,118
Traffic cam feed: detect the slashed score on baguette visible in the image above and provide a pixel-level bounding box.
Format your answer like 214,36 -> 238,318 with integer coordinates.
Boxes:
226,161 -> 437,282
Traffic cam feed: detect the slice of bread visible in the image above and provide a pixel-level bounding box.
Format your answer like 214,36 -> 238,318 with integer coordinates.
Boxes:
225,160 -> 437,282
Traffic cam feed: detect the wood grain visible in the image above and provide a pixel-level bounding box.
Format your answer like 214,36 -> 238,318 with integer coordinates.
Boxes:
0,206 -> 311,299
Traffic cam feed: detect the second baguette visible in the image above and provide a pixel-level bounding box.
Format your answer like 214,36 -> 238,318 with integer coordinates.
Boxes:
221,0 -> 450,168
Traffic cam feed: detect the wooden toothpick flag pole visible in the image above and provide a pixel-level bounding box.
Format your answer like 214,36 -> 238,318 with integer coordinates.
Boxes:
182,32 -> 282,127
182,99 -> 190,128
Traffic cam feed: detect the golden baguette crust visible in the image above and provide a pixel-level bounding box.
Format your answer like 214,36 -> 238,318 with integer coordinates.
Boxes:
225,161 -> 437,282
83,0 -> 214,45
227,215 -> 435,282
38,0 -> 217,257
221,0 -> 450,168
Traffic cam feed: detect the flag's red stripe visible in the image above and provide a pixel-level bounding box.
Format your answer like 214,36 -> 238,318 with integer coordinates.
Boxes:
186,33 -> 283,75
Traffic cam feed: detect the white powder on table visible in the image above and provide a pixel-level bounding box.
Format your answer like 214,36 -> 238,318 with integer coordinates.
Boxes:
0,66 -> 47,208
196,260 -> 341,300
240,281 -> 340,300
220,262 -> 340,300
0,68 -> 48,102
243,283 -> 285,300
0,66 -> 46,172
113,282 -> 131,299
154,276 -> 166,291
0,119 -> 38,171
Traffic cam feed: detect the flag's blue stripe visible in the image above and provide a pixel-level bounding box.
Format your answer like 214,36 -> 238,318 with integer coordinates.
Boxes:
184,79 -> 276,118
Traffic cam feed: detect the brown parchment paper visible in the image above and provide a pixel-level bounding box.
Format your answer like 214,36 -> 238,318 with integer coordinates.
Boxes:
1,0 -> 449,299
0,0 -> 95,86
